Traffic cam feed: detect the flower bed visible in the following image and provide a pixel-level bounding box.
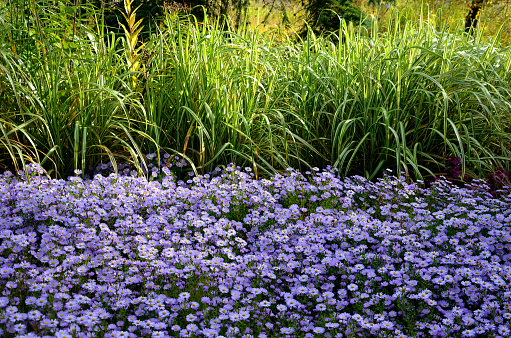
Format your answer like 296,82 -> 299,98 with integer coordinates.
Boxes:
0,164 -> 510,338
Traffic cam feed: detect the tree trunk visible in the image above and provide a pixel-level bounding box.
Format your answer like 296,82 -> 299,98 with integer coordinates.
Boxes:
465,0 -> 485,35
219,0 -> 230,30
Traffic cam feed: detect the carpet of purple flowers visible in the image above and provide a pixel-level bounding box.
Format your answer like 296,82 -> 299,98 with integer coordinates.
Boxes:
1,158 -> 511,338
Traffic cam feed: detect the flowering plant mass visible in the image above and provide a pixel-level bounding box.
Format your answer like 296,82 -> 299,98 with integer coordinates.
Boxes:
0,160 -> 510,338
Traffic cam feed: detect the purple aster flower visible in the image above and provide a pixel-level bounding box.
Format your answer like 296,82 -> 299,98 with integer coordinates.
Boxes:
347,283 -> 358,291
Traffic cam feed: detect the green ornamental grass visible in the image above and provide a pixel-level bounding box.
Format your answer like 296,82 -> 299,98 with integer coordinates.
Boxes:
0,0 -> 510,182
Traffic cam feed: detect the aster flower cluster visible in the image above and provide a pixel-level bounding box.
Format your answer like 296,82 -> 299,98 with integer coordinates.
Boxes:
86,153 -> 188,182
1,162 -> 511,338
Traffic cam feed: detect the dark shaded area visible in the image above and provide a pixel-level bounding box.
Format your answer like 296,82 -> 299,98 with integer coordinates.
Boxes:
465,0 -> 485,34
298,0 -> 395,40
89,0 -> 168,40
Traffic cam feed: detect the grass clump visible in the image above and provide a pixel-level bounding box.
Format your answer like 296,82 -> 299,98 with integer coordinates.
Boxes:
0,0 -> 510,182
